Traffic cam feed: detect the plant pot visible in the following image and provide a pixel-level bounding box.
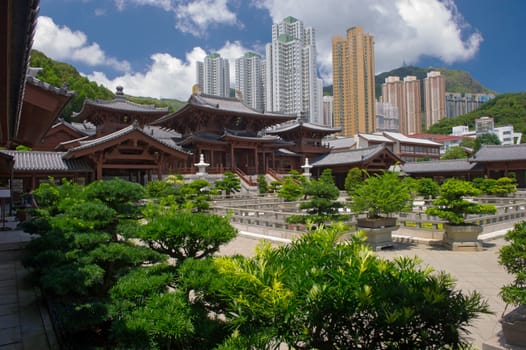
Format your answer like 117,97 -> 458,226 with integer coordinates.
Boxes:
356,218 -> 398,250
443,223 -> 483,251
501,305 -> 526,347
357,217 -> 397,228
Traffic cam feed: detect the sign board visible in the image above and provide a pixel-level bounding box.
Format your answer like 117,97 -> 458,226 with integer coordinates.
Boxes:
0,189 -> 10,198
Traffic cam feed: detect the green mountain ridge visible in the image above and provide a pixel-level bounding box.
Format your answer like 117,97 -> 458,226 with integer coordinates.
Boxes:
426,92 -> 526,137
29,50 -> 185,119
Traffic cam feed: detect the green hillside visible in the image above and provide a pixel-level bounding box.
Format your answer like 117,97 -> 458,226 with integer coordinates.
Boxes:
127,96 -> 186,112
426,92 -> 526,137
29,50 -> 185,119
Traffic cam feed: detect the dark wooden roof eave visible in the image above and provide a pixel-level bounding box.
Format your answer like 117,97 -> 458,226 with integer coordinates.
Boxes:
152,102 -> 295,129
63,128 -> 189,160
0,0 -> 40,146
15,81 -> 75,147
73,99 -> 169,122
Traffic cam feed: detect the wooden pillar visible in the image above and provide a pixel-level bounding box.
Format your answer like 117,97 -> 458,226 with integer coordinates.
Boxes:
254,146 -> 258,175
262,151 -> 266,173
230,144 -> 235,171
157,154 -> 164,180
96,152 -> 103,180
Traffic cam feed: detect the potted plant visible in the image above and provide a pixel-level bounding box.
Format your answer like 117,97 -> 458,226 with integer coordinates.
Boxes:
425,178 -> 496,251
349,170 -> 412,247
498,221 -> 526,347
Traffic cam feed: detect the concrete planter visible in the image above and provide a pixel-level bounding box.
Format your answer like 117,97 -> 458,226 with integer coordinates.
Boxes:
501,305 -> 526,347
357,218 -> 398,250
356,217 -> 397,228
443,223 -> 483,251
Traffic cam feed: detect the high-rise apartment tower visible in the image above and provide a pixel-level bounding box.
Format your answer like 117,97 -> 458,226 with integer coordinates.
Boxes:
332,26 -> 376,136
196,53 -> 230,97
381,75 -> 422,134
265,16 -> 322,123
424,71 -> 445,129
235,52 -> 264,112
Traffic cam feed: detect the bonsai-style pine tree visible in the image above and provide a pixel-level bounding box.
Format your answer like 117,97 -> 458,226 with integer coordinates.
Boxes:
350,170 -> 411,219
425,178 -> 496,225
297,168 -> 343,224
214,171 -> 241,197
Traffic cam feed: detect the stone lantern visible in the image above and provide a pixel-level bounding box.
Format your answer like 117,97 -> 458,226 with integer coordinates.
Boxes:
194,154 -> 209,177
301,157 -> 312,180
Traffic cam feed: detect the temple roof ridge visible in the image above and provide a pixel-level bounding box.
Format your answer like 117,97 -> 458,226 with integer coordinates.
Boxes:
66,123 -> 189,155
26,74 -> 75,97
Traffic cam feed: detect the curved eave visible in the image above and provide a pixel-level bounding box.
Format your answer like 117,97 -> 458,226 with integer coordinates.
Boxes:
1,0 -> 40,146
152,101 -> 295,128
64,125 -> 190,159
222,133 -> 281,143
311,145 -> 403,168
267,122 -> 341,136
178,134 -> 228,146
15,78 -> 75,147
73,98 -> 169,122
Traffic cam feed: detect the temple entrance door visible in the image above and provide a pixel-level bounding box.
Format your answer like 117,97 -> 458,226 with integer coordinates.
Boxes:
233,148 -> 257,175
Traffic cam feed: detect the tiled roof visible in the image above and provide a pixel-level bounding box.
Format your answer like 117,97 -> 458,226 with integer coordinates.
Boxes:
152,94 -> 295,127
26,75 -> 75,97
383,131 -> 441,146
191,94 -> 287,117
471,144 -> 526,162
66,122 -> 188,154
358,133 -> 392,142
142,125 -> 181,139
266,120 -> 341,134
223,129 -> 280,142
401,159 -> 480,174
53,120 -> 97,136
409,133 -> 463,143
323,137 -> 356,149
312,144 -> 389,167
0,150 -> 92,172
75,95 -> 169,115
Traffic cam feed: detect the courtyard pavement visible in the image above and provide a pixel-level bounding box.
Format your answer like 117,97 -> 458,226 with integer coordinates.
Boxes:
219,225 -> 520,349
0,218 -> 57,350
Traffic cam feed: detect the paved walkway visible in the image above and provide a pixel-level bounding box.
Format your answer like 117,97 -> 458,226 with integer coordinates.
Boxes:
0,218 -> 56,350
220,225 -> 519,349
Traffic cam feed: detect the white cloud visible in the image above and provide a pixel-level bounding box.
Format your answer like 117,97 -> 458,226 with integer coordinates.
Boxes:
253,0 -> 483,84
34,16 -> 131,72
114,0 -> 239,37
115,0 -> 173,11
174,0 -> 239,36
87,47 -> 207,100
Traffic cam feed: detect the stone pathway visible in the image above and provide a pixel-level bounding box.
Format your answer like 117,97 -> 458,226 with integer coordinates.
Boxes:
0,220 -> 56,350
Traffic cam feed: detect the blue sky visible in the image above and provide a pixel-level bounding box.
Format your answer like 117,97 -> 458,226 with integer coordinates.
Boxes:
34,0 -> 525,100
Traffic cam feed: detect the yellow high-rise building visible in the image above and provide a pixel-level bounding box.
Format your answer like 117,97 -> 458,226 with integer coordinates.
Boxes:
332,26 -> 375,136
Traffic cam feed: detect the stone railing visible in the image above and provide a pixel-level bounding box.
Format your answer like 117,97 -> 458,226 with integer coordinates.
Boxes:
398,199 -> 526,233
211,194 -> 526,240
